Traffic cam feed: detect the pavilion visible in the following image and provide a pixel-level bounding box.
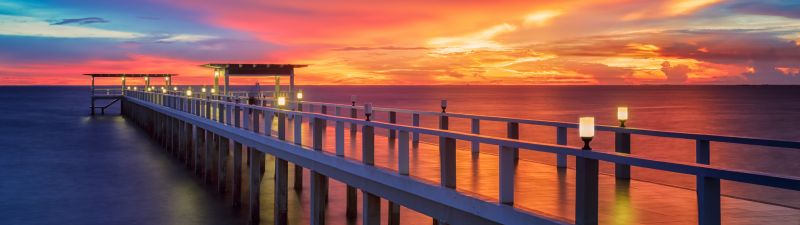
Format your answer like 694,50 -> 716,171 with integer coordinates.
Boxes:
84,73 -> 177,115
200,64 -> 308,101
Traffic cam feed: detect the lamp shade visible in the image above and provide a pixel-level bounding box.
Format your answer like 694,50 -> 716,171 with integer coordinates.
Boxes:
365,103 -> 373,115
278,96 -> 286,106
297,92 -> 303,99
441,99 -> 448,108
351,95 -> 357,102
618,107 -> 628,121
579,117 -> 595,138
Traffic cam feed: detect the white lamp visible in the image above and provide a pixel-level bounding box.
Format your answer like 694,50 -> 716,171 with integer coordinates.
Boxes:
297,91 -> 303,100
351,95 -> 357,106
579,117 -> 595,150
186,89 -> 192,96
441,99 -> 448,113
278,96 -> 286,106
618,107 -> 628,127
365,103 -> 373,121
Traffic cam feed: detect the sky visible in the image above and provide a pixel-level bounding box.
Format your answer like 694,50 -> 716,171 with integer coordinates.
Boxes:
0,0 -> 799,85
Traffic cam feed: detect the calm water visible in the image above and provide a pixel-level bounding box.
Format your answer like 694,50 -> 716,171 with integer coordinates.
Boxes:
1,85 -> 798,225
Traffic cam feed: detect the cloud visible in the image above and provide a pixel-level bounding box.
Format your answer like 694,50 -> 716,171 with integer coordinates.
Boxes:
661,61 -> 690,83
727,0 -> 800,19
50,17 -> 109,25
332,46 -> 429,51
0,15 -> 141,39
154,34 -> 216,43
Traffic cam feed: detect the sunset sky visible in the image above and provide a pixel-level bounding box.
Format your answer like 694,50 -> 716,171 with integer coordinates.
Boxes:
0,0 -> 799,85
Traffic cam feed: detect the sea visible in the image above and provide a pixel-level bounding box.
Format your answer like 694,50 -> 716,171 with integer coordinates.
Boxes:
1,85 -> 798,225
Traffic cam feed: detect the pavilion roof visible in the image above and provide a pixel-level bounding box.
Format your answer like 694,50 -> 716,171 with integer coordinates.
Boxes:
201,63 -> 308,76
83,74 -> 177,77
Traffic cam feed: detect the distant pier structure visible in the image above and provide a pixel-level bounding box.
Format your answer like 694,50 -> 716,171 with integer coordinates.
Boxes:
84,73 -> 175,115
92,63 -> 800,225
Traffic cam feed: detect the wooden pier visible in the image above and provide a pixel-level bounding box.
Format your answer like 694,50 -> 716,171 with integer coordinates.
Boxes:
116,88 -> 800,225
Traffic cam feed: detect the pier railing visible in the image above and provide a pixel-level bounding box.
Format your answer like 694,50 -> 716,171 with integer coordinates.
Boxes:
125,90 -> 800,225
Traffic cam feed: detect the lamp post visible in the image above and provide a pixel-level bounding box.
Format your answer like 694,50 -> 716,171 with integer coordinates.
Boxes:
579,117 -> 595,150
618,107 -> 628,128
297,90 -> 304,100
351,95 -> 357,106
441,99 -> 448,113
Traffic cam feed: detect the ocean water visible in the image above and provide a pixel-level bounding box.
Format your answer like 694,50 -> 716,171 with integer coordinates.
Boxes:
1,85 -> 798,225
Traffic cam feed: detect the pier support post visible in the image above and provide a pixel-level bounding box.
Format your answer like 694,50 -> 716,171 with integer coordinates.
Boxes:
499,144 -> 515,205
205,131 -> 214,184
274,158 -> 288,225
218,137 -> 229,193
575,153 -> 599,225
248,148 -> 263,225
556,127 -> 568,168
233,142 -> 243,207
195,128 -> 205,175
615,132 -> 631,179
388,201 -> 400,225
362,191 -> 381,225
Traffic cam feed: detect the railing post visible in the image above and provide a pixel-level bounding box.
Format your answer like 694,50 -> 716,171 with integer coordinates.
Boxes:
575,152 -> 599,225
471,119 -> 480,153
696,139 -> 720,225
615,131 -> 631,179
398,130 -> 409,176
389,111 -> 397,139
234,100 -> 241,128
439,114 -> 456,189
274,114 -> 288,225
556,127 -> 567,168
361,121 -> 380,225
293,112 -> 304,190
350,106 -> 358,135
412,113 -> 420,144
310,117 -> 328,225
507,122 -> 519,162
336,120 -> 345,156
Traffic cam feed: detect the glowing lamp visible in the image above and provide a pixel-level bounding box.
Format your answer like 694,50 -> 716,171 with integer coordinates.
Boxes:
214,71 -> 220,78
441,99 -> 448,113
202,87 -> 207,93
278,96 -> 286,106
579,117 -> 595,150
144,77 -> 149,81
165,77 -> 169,81
186,89 -> 192,96
126,86 -> 130,90
162,89 -> 167,94
297,91 -> 303,100
133,87 -> 137,91
121,77 -> 125,81
364,103 -> 373,121
210,88 -> 216,94
617,107 -> 628,127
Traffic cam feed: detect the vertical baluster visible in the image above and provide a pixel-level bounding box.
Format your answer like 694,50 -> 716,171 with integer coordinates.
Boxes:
439,114 -> 456,189
615,130 -> 631,179
556,127 -> 567,168
696,139 -> 720,225
471,119 -> 480,153
412,113 -> 420,144
499,143 -> 515,205
507,122 -> 519,162
361,121 -> 380,225
389,111 -> 397,139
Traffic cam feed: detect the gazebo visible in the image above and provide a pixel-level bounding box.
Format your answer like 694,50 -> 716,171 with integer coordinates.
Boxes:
201,64 -> 308,101
84,73 -> 177,115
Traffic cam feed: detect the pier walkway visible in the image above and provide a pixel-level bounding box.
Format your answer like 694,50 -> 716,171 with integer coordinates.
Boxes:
121,90 -> 800,225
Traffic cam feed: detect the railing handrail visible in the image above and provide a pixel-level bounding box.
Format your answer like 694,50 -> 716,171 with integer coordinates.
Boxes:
130,91 -> 800,192
250,96 -> 800,150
